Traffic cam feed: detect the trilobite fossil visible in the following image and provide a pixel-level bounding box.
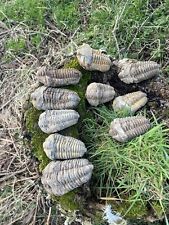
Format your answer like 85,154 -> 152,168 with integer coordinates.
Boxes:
109,116 -> 151,142
43,133 -> 87,160
77,43 -> 111,72
31,86 -> 80,110
41,159 -> 93,196
85,82 -> 115,106
36,67 -> 82,87
38,110 -> 80,134
113,91 -> 148,114
115,58 -> 160,84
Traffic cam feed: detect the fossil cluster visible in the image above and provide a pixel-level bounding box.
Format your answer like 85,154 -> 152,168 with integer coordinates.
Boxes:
30,43 -> 161,196
31,66 -> 94,196
76,44 -> 160,143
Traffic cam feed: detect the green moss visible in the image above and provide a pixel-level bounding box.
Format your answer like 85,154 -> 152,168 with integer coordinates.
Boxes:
151,201 -> 164,219
113,199 -> 147,219
92,211 -> 105,225
25,106 -> 50,171
53,190 -> 81,211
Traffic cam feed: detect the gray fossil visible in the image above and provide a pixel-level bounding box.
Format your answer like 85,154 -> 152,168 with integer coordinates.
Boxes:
113,91 -> 148,114
77,43 -> 111,72
36,67 -> 82,87
116,58 -> 160,84
31,86 -> 80,110
109,116 -> 151,142
41,159 -> 93,196
43,133 -> 87,160
38,110 -> 80,134
85,82 -> 115,106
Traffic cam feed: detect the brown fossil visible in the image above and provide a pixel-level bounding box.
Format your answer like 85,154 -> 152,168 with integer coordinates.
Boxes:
113,91 -> 148,114
85,82 -> 115,106
37,67 -> 82,87
109,116 -> 151,142
41,159 -> 93,196
38,110 -> 80,134
31,86 -> 80,110
77,43 -> 111,72
116,58 -> 160,84
43,133 -> 87,160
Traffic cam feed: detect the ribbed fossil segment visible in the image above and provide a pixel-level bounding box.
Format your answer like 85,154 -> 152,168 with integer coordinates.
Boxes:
85,82 -> 115,106
36,67 -> 82,87
109,116 -> 151,142
77,43 -> 111,72
43,133 -> 87,160
38,110 -> 80,134
117,58 -> 160,84
113,91 -> 148,114
41,159 -> 93,196
31,86 -> 80,110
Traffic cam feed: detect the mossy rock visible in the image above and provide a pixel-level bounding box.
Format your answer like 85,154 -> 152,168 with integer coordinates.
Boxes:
23,58 -> 92,211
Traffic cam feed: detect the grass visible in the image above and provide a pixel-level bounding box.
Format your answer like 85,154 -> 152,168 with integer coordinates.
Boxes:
84,106 -> 169,215
1,1 -> 169,65
0,0 -> 46,27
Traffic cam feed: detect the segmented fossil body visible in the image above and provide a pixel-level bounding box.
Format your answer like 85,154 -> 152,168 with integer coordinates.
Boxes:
31,86 -> 80,110
43,133 -> 87,160
41,159 -> 93,196
109,116 -> 150,142
38,110 -> 80,134
85,82 -> 115,106
36,67 -> 82,87
116,58 -> 160,84
77,43 -> 111,72
113,91 -> 148,114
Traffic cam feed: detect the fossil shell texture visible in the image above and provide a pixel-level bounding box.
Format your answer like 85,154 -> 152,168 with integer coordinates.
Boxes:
31,86 -> 80,110
38,110 -> 80,134
109,116 -> 150,142
85,82 -> 115,106
43,133 -> 87,160
36,67 -> 82,87
77,43 -> 111,72
41,159 -> 93,196
113,91 -> 148,114
117,58 -> 160,84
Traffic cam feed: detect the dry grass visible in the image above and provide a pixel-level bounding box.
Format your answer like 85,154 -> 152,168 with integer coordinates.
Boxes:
0,19 -> 72,225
